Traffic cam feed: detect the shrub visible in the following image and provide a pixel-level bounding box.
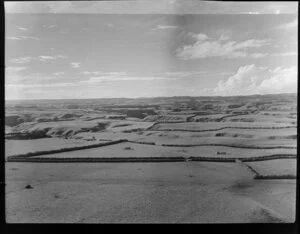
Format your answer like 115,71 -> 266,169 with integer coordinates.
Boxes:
124,146 -> 133,150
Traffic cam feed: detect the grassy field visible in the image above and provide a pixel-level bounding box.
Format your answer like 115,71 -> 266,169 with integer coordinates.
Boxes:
246,159 -> 297,177
5,138 -> 96,158
5,162 -> 296,223
25,142 -> 295,159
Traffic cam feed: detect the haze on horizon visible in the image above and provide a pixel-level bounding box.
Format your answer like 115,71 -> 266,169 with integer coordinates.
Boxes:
5,1 -> 298,100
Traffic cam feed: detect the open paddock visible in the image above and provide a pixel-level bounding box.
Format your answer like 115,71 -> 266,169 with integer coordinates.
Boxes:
18,142 -> 296,160
5,138 -> 97,158
246,159 -> 297,177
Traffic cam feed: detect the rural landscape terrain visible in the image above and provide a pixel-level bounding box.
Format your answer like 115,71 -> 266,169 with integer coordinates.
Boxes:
5,93 -> 297,223
4,0 -> 297,224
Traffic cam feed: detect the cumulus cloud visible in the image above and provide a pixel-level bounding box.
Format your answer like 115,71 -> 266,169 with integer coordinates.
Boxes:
189,33 -> 209,41
70,62 -> 81,68
176,33 -> 271,60
213,64 -> 297,95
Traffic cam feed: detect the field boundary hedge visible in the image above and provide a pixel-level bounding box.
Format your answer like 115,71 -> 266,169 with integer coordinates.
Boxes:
148,125 -> 297,132
127,140 -> 156,145
7,154 -> 296,163
254,174 -> 296,180
7,139 -> 128,159
160,143 -> 296,149
236,158 -> 296,180
7,157 -> 186,163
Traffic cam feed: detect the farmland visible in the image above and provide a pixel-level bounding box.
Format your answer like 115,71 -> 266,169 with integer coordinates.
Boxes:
5,93 -> 297,223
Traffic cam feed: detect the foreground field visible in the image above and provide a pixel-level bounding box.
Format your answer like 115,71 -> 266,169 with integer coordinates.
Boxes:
5,162 -> 296,223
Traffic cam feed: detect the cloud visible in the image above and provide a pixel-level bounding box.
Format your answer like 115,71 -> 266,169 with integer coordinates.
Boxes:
38,56 -> 56,61
10,57 -> 35,64
213,64 -> 297,95
81,72 -> 174,84
6,82 -> 76,89
83,71 -> 103,75
153,24 -> 178,30
202,88 -> 212,93
6,66 -> 26,75
189,33 -> 209,41
4,1 -> 297,14
42,24 -> 57,29
6,36 -> 40,41
47,2 -> 73,13
20,36 -> 40,40
17,27 -> 28,31
106,72 -> 128,76
277,19 -> 298,30
6,36 -> 22,40
10,55 -> 67,64
162,71 -> 233,77
49,25 -> 56,28
53,72 -> 65,76
249,53 -> 268,58
176,33 -> 271,60
6,70 -> 69,87
271,52 -> 297,57
70,62 -> 81,68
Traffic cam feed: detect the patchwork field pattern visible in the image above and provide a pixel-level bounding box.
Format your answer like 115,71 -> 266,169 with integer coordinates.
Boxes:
5,94 -> 297,170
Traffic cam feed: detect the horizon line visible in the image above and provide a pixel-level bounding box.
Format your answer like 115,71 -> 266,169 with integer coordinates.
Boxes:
5,93 -> 297,102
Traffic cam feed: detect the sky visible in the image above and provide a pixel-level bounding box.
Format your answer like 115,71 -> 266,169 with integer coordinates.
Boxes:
5,1 -> 298,100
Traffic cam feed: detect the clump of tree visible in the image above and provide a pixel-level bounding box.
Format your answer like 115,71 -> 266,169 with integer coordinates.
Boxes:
228,103 -> 245,109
